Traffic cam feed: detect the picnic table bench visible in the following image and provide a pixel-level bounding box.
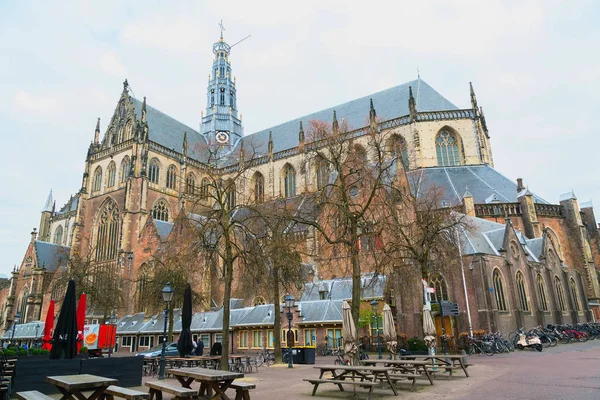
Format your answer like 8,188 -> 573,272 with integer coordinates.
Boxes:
46,374 -> 118,400
360,359 -> 435,390
145,381 -> 195,400
304,364 -> 398,400
167,367 -> 245,400
399,354 -> 471,379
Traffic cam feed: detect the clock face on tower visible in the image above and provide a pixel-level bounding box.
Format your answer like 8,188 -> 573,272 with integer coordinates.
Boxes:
216,131 -> 230,144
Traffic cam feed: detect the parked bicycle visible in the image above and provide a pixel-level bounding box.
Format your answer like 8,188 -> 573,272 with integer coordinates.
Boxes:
255,348 -> 275,367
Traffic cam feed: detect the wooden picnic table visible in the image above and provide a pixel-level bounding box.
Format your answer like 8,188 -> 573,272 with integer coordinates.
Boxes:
307,364 -> 398,399
167,367 -> 243,400
46,374 -> 118,400
360,359 -> 435,386
399,354 -> 470,378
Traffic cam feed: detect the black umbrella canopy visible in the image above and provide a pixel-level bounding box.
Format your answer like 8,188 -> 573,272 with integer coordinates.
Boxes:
177,284 -> 193,357
50,279 -> 78,359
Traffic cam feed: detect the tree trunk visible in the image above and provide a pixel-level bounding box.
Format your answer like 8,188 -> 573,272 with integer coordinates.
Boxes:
350,220 -> 361,364
272,265 -> 282,363
168,306 -> 174,342
220,241 -> 234,371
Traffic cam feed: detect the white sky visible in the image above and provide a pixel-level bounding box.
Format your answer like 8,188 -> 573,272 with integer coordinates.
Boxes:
1,0 -> 598,276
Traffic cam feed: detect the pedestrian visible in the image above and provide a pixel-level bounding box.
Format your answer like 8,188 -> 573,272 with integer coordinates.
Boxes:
192,339 -> 197,355
195,338 -> 204,356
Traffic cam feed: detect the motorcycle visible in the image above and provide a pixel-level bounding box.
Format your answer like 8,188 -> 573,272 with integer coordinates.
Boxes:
516,328 -> 543,352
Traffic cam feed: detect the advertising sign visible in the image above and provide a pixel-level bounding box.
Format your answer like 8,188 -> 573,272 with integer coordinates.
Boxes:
83,324 -> 100,349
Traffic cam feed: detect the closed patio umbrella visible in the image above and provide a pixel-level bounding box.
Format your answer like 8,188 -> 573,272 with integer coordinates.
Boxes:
76,293 -> 86,353
342,301 -> 357,365
423,305 -> 437,351
382,304 -> 397,358
177,284 -> 193,357
41,300 -> 55,351
50,280 -> 78,359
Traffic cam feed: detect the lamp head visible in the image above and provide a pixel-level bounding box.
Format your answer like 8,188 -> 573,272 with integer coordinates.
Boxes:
370,299 -> 379,313
284,294 -> 295,309
14,312 -> 21,323
162,282 -> 175,303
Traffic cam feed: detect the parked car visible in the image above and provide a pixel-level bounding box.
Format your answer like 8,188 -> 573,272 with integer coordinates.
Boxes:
136,342 -> 179,358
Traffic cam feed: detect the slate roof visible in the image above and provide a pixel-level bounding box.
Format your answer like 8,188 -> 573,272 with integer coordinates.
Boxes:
297,300 -> 343,324
131,98 -> 209,161
238,79 -> 457,157
300,274 -> 386,301
1,321 -> 44,339
116,313 -> 149,334
57,195 -> 79,214
407,165 -> 549,207
154,220 -> 173,241
34,241 -> 70,272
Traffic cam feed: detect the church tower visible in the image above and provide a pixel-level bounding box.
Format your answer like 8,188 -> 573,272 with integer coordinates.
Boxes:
200,24 -> 243,155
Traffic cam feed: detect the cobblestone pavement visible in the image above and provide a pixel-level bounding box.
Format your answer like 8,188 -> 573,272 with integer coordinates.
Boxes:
133,340 -> 600,400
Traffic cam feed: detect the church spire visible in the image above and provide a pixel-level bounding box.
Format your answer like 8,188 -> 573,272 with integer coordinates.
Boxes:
141,96 -> 147,123
42,190 -> 53,212
369,98 -> 377,122
182,131 -> 188,157
299,121 -> 305,144
94,118 -> 100,144
408,86 -> 417,122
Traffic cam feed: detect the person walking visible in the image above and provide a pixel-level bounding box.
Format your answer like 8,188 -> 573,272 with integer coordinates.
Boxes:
195,338 -> 204,356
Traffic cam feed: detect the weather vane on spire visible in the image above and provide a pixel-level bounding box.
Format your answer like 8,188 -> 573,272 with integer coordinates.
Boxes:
219,20 -> 225,39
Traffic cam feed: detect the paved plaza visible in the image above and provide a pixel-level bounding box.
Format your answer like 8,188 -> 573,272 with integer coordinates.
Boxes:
135,340 -> 600,400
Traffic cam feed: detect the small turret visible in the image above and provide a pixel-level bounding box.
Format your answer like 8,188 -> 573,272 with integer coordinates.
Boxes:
462,188 -> 475,217
469,82 -> 478,114
182,131 -> 188,158
239,139 -> 245,169
299,121 -> 305,144
408,86 -> 417,122
141,96 -> 147,124
94,118 -> 100,144
332,110 -> 339,134
268,131 -> 274,161
369,98 -> 377,123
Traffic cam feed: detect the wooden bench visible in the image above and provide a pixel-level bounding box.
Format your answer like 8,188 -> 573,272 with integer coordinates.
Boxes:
387,372 -> 419,391
229,382 -> 255,400
102,385 -> 149,400
145,381 -> 196,400
304,379 -> 379,399
15,390 -> 54,400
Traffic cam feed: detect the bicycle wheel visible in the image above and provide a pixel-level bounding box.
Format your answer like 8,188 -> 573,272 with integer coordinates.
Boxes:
579,334 -> 589,343
255,354 -> 264,367
481,342 -> 495,356
508,332 -> 518,346
266,354 -> 275,366
282,352 -> 290,364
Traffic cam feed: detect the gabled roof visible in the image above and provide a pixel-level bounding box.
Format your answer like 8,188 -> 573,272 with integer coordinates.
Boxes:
154,220 -> 173,241
408,165 -> 549,206
34,241 -> 69,272
131,98 -> 209,162
237,80 -> 457,157
235,304 -> 275,327
300,274 -> 386,301
297,300 -> 343,324
116,313 -> 148,333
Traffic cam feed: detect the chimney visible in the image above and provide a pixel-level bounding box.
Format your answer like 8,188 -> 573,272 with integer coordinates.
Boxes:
516,178 -> 525,192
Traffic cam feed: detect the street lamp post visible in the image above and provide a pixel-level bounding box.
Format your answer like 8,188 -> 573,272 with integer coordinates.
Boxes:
108,312 -> 117,358
371,300 -> 382,359
158,283 -> 174,380
284,295 -> 295,369
10,312 -> 21,346
34,324 -> 40,347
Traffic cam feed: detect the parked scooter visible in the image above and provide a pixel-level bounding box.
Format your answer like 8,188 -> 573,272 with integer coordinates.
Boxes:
516,328 -> 543,352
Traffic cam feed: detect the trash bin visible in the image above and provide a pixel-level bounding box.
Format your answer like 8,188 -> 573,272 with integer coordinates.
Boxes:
292,348 -> 304,364
303,347 -> 316,364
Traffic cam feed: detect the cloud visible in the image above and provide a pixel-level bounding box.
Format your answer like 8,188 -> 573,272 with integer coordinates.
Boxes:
100,52 -> 127,77
13,90 -> 60,114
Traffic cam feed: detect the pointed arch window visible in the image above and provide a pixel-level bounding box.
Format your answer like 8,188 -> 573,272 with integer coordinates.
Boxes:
107,162 -> 116,188
95,199 -> 120,261
569,278 -> 581,312
516,271 -> 529,311
186,173 -> 196,194
92,166 -> 103,193
200,178 -> 210,199
284,165 -> 296,198
554,275 -> 567,312
220,87 -> 225,105
429,274 -> 448,303
435,130 -> 463,167
148,159 -> 160,184
117,126 -> 125,143
316,158 -> 329,190
226,181 -> 236,210
152,199 -> 169,222
19,288 -> 29,321
536,274 -> 549,311
166,165 -> 177,190
53,225 -> 63,245
124,121 -> 133,141
120,156 -> 131,183
493,269 -> 508,311
253,172 -> 264,204
386,135 -> 409,170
